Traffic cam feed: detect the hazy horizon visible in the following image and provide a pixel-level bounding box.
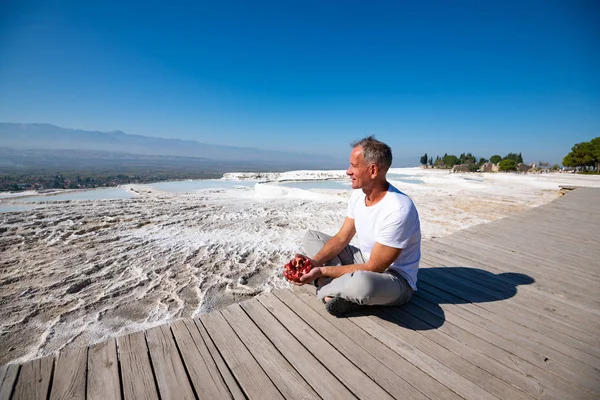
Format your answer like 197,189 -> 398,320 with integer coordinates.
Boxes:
0,121 -> 574,167
0,122 -> 421,169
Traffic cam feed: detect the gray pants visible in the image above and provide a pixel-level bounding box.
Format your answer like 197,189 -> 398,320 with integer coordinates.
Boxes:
302,230 -> 413,306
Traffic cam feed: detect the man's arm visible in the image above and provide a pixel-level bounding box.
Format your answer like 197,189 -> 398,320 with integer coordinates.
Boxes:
321,242 -> 402,278
310,217 -> 357,267
301,242 -> 402,283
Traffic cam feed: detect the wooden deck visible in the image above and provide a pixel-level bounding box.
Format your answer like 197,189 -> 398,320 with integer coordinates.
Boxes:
1,187 -> 599,399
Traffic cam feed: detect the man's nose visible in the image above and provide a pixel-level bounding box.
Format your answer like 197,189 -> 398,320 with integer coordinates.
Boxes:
346,167 -> 352,175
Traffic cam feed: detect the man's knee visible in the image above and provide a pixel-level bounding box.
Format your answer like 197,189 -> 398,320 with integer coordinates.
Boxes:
302,229 -> 319,244
344,270 -> 378,304
302,230 -> 324,258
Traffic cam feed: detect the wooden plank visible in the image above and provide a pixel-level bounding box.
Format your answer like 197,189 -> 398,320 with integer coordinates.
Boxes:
436,227 -> 600,282
492,210 -> 600,238
503,210 -> 600,233
375,305 -> 541,400
221,304 -> 320,399
378,303 -> 556,400
295,279 -> 517,400
421,246 -> 600,324
0,366 -> 7,387
452,206 -> 600,249
542,207 -> 600,221
347,308 -> 498,400
418,259 -> 600,355
257,292 -> 394,400
422,242 -> 600,332
426,236 -> 600,294
435,230 -> 600,283
170,319 -> 233,400
192,318 -> 245,400
275,288 -> 431,399
427,252 -> 600,344
117,331 -> 159,400
448,228 -> 600,279
49,346 -> 87,400
415,278 -> 600,388
292,285 -> 470,400
413,282 -> 600,396
416,268 -> 600,377
240,297 -> 357,400
420,251 -> 600,346
427,233 -> 600,282
515,193 -> 600,238
145,324 -> 196,400
499,222 -> 600,250
87,338 -> 120,400
422,251 -> 599,320
200,310 -> 284,399
536,214 -> 600,228
420,265 -> 600,364
0,364 -> 20,400
478,230 -> 599,261
501,210 -> 600,233
12,356 -> 53,400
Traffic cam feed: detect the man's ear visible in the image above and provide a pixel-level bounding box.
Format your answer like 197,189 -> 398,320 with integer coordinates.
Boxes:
369,163 -> 379,178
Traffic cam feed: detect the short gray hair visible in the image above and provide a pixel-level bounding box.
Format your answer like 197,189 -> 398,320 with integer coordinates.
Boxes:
351,135 -> 392,171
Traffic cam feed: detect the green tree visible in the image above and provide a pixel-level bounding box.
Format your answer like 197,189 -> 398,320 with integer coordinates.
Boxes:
562,153 -> 574,168
591,137 -> 600,170
563,141 -> 596,170
498,159 -> 517,171
428,157 -> 433,167
443,154 -> 459,168
503,153 -> 522,163
420,153 -> 428,166
490,155 -> 502,164
464,152 -> 476,164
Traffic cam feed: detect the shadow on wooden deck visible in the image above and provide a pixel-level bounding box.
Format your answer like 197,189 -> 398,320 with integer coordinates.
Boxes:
349,267 -> 534,330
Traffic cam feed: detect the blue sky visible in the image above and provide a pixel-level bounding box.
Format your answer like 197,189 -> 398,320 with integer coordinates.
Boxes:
1,0 -> 598,165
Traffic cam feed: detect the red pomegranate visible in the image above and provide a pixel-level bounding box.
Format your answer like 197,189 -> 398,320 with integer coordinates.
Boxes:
283,254 -> 313,283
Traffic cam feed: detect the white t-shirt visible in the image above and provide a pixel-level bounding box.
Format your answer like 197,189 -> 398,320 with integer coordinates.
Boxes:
347,184 -> 421,290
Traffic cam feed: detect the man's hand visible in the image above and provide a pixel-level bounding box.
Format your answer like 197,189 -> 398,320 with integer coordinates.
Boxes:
297,266 -> 323,285
285,255 -> 320,285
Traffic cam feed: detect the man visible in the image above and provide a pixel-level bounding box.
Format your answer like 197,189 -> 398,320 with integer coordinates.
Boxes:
296,136 -> 421,317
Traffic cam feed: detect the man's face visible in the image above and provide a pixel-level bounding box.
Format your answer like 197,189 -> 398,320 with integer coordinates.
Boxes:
346,146 -> 372,189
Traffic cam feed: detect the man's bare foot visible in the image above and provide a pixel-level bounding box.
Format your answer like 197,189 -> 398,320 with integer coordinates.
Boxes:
324,296 -> 333,303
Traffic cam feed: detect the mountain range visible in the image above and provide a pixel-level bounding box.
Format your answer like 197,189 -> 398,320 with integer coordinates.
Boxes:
0,123 -> 348,169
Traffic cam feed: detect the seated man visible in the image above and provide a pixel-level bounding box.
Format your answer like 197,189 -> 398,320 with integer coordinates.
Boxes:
296,136 -> 421,317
